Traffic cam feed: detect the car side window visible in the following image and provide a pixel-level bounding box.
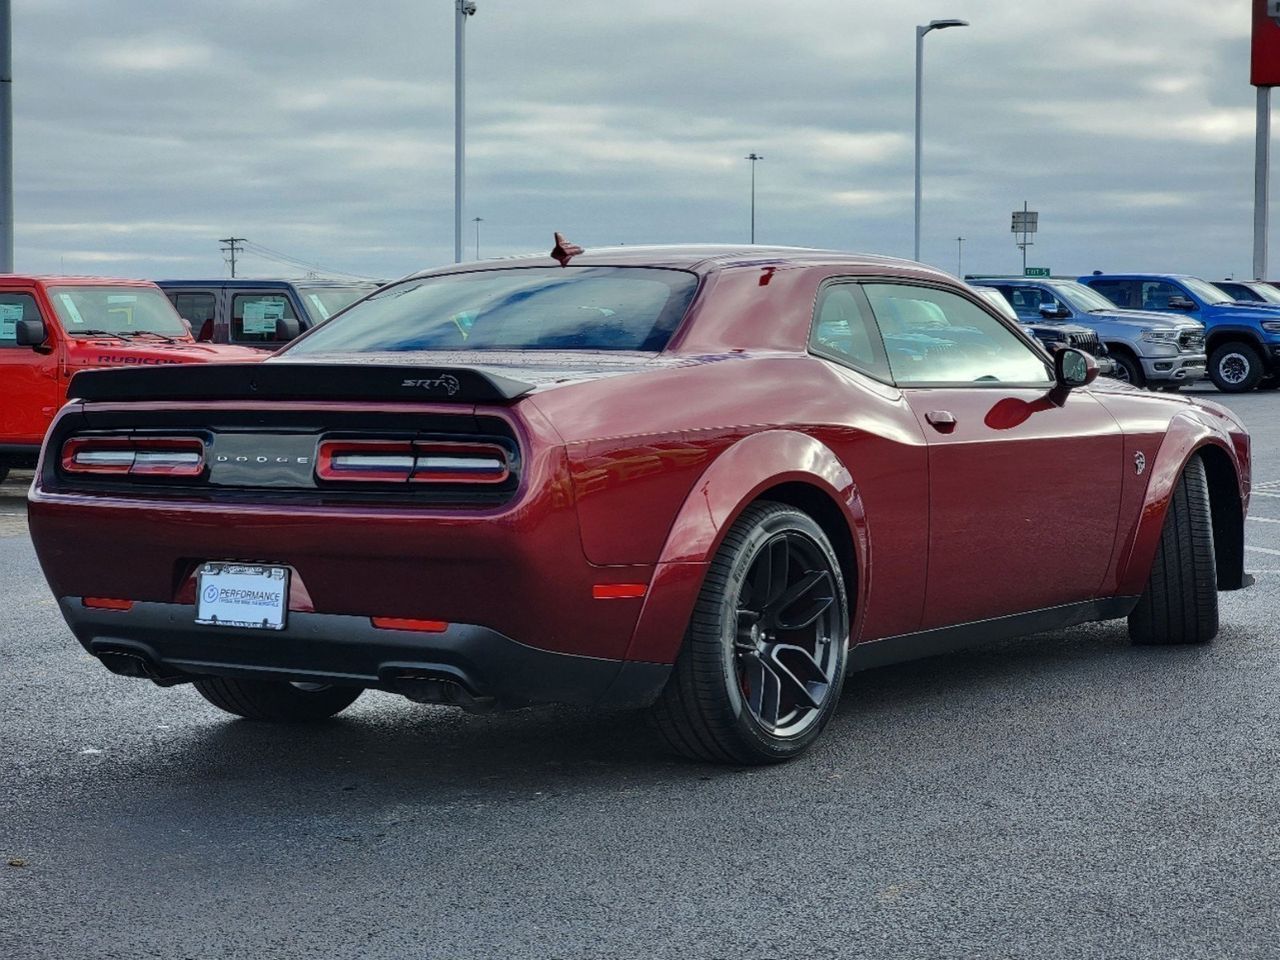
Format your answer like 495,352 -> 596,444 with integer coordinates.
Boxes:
1001,286 -> 1046,319
862,283 -> 1052,386
231,293 -> 296,344
1088,279 -> 1137,308
169,292 -> 217,341
0,292 -> 42,348
809,282 -> 890,380
1141,281 -> 1188,310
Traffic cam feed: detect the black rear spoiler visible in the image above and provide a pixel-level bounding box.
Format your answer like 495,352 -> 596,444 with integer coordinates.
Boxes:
67,362 -> 537,404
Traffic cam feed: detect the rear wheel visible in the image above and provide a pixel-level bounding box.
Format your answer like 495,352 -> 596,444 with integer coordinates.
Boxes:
648,502 -> 849,765
1109,351 -> 1146,388
1209,341 -> 1264,392
1128,455 -> 1218,645
194,677 -> 362,721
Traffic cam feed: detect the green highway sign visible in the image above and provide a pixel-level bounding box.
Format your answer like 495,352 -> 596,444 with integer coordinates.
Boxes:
1024,267 -> 1051,277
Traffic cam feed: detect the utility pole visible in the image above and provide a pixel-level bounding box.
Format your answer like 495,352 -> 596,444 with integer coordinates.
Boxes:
1256,85 -> 1271,279
955,236 -> 965,276
455,1 -> 477,264
472,217 -> 483,260
219,237 -> 245,278
0,0 -> 13,273
745,153 -> 763,243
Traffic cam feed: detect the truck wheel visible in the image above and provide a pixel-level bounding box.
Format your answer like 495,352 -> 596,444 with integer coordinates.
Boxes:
648,501 -> 849,765
1128,455 -> 1218,646
1209,341 -> 1264,392
1109,351 -> 1145,388
193,677 -> 362,721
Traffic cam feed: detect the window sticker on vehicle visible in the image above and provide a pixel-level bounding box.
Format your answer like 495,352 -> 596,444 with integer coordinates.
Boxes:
242,298 -> 285,335
106,295 -> 138,304
0,302 -> 21,339
306,293 -> 331,320
58,293 -> 86,325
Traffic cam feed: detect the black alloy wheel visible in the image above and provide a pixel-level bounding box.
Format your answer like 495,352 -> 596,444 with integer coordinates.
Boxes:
733,530 -> 843,737
1209,341 -> 1264,392
649,502 -> 850,764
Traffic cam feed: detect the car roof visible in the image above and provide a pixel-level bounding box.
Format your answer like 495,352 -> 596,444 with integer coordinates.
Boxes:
155,278 -> 377,288
0,275 -> 160,286
404,244 -> 953,281
1079,273 -> 1199,280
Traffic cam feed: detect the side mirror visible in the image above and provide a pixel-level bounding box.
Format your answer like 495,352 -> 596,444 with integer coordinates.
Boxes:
1167,296 -> 1197,311
1039,303 -> 1070,319
14,318 -> 46,347
1054,347 -> 1099,389
275,317 -> 301,341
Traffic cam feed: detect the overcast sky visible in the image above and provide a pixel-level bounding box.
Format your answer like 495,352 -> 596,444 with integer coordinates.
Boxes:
9,0 -> 1265,281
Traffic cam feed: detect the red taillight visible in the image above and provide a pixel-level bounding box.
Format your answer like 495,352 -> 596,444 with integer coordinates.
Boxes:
82,597 -> 134,611
592,583 -> 648,600
317,439 -> 509,485
371,617 -> 449,633
62,436 -> 205,478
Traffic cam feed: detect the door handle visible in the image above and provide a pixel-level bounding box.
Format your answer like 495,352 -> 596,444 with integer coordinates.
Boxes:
925,410 -> 957,433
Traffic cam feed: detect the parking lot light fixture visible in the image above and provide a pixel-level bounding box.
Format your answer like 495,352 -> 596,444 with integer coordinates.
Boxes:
454,0 -> 477,264
914,18 -> 969,264
745,153 -> 763,244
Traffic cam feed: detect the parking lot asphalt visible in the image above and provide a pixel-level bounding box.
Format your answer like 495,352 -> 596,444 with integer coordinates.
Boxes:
3,386 -> 1280,960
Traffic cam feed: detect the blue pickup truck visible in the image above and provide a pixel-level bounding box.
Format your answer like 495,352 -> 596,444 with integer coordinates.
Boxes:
1079,273 -> 1280,392
157,279 -> 378,349
968,276 -> 1205,390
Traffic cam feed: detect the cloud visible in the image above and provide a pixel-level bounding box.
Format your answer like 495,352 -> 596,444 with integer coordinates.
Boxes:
5,0 -> 1267,280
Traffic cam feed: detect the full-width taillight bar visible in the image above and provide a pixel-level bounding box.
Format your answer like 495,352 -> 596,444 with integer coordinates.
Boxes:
61,436 -> 206,478
316,439 -> 510,485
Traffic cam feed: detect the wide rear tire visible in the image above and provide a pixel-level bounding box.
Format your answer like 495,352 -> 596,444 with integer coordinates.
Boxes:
194,677 -> 362,722
1128,455 -> 1219,645
648,502 -> 849,765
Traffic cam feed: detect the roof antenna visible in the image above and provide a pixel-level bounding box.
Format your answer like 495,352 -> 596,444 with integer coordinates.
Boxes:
551,232 -> 583,266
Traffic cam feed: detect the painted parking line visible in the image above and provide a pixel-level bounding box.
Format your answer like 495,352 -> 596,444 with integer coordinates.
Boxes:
1249,516 -> 1280,524
1245,545 -> 1280,556
1253,491 -> 1280,499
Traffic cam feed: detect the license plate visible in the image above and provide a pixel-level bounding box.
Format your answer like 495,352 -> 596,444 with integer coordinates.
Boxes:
196,563 -> 289,630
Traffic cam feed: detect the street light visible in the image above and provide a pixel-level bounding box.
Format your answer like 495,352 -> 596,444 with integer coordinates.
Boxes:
914,17 -> 968,264
454,0 -> 477,264
955,235 -> 965,276
745,153 -> 763,244
472,216 -> 484,260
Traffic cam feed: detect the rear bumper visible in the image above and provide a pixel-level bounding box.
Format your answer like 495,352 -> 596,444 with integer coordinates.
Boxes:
61,598 -> 671,710
1141,354 -> 1206,382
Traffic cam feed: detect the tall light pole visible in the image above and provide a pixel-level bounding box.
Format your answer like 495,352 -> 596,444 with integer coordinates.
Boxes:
745,153 -> 763,243
472,216 -> 483,260
955,236 -> 965,276
0,0 -> 13,273
454,1 -> 477,264
914,18 -> 968,264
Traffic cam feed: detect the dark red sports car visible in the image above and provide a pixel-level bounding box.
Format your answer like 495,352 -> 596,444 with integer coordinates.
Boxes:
28,244 -> 1252,764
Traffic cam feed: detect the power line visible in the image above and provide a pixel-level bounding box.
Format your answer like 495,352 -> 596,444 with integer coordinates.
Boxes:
218,237 -> 245,278
235,239 -> 381,281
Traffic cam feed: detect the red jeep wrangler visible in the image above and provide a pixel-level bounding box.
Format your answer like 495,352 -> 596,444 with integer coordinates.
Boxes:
0,276 -> 262,482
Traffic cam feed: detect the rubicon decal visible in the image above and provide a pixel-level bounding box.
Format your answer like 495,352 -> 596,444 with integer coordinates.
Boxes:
95,354 -> 182,365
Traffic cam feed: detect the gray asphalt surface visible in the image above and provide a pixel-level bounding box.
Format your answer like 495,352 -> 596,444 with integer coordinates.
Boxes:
3,386 -> 1280,960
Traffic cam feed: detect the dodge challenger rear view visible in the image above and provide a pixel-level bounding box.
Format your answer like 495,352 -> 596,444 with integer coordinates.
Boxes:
27,243 -> 1253,764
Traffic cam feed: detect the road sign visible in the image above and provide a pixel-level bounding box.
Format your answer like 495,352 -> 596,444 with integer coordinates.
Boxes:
1024,267 -> 1051,277
1011,210 -> 1039,233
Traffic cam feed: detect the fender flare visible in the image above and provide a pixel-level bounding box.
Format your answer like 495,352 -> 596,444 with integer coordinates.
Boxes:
624,429 -> 868,664
1114,411 -> 1243,597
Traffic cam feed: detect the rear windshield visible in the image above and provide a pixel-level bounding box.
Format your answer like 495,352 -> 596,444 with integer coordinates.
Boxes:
49,285 -> 189,337
284,267 -> 699,354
